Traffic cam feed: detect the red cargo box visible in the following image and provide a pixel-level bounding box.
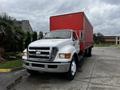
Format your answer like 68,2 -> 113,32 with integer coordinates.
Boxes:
50,12 -> 93,53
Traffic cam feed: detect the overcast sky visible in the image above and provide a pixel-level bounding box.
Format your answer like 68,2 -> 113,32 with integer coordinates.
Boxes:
0,0 -> 120,35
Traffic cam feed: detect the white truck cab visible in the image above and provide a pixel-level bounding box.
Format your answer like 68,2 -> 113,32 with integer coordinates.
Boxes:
22,30 -> 80,80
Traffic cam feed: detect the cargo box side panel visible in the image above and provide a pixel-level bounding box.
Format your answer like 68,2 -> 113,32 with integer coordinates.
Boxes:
83,14 -> 93,49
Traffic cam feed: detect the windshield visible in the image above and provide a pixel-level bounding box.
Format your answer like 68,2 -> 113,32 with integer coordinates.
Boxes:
44,30 -> 71,39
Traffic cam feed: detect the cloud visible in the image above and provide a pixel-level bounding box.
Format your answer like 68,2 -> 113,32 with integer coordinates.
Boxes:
86,1 -> 120,35
0,0 -> 120,35
101,0 -> 120,5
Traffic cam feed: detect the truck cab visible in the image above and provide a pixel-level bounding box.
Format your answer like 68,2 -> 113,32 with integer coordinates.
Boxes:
23,30 -> 80,80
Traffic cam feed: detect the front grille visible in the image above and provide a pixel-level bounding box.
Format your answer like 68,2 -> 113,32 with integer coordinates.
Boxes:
28,47 -> 51,61
29,51 -> 49,55
28,47 -> 58,62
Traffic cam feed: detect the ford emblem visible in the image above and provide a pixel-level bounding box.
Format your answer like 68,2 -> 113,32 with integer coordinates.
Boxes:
36,51 -> 41,55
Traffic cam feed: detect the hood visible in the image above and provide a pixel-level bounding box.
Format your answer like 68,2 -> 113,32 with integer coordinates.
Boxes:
29,39 -> 72,47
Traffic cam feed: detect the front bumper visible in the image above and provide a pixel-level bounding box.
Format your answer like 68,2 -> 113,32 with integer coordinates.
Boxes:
23,60 -> 70,73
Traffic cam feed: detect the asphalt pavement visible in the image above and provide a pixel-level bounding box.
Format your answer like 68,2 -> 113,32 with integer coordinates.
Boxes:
1,47 -> 120,90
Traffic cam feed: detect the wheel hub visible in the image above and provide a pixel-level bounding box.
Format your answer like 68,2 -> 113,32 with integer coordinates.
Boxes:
71,61 -> 76,76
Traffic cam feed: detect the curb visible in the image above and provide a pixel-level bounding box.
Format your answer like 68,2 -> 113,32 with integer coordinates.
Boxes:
0,69 -> 11,72
6,69 -> 27,90
0,69 -> 27,90
6,75 -> 23,90
0,67 -> 23,73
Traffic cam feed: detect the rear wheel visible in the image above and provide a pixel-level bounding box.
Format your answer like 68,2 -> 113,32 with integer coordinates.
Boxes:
87,47 -> 92,57
85,47 -> 92,57
67,57 -> 77,80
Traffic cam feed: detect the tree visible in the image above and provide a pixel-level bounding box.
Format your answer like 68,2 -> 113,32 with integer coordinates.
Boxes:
32,31 -> 37,41
15,28 -> 25,51
38,31 -> 43,39
25,32 -> 32,48
0,21 -> 15,51
93,32 -> 104,44
0,25 -> 5,47
0,13 -> 26,52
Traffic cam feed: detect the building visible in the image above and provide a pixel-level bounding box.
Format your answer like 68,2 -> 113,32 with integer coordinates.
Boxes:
103,36 -> 120,45
116,36 -> 120,45
15,20 -> 33,33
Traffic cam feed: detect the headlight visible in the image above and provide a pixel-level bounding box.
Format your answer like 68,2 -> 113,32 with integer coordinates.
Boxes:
23,49 -> 27,56
23,52 -> 27,56
59,53 -> 71,59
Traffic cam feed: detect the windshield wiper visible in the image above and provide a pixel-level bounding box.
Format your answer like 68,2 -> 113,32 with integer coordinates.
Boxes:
53,37 -> 62,39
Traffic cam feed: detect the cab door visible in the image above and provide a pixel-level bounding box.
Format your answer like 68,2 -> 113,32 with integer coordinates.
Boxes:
72,31 -> 80,53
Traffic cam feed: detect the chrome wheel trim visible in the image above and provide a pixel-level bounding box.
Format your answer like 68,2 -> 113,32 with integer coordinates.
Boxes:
71,60 -> 76,76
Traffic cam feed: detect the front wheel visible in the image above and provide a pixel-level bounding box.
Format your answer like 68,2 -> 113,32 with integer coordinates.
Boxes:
67,58 -> 77,80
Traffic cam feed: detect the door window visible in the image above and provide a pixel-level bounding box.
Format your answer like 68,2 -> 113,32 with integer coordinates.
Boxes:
73,32 -> 77,41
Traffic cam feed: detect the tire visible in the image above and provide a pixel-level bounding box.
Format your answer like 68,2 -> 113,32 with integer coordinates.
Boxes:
27,69 -> 38,75
67,57 -> 77,80
84,49 -> 89,57
87,47 -> 92,57
84,49 -> 88,57
85,47 -> 92,57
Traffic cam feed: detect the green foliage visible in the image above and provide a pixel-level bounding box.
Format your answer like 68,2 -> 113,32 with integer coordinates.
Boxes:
32,31 -> 37,41
0,60 -> 22,69
15,28 -> 25,51
4,52 -> 22,60
25,32 -> 32,48
93,33 -> 105,44
0,13 -> 43,52
94,43 -> 112,47
0,13 -> 26,52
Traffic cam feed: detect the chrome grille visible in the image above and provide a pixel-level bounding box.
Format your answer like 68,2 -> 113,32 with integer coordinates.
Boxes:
28,47 -> 51,61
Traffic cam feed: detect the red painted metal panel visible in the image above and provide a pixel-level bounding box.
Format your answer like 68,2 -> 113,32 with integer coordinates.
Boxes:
50,12 -> 93,53
83,14 -> 93,49
50,12 -> 84,37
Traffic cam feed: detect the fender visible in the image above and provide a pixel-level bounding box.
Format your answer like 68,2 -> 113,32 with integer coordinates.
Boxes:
54,45 -> 77,62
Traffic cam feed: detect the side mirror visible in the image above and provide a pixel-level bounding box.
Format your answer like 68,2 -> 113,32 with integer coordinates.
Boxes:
72,37 -> 75,41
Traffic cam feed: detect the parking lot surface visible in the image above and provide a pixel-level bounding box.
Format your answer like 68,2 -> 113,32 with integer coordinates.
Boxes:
14,47 -> 120,90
